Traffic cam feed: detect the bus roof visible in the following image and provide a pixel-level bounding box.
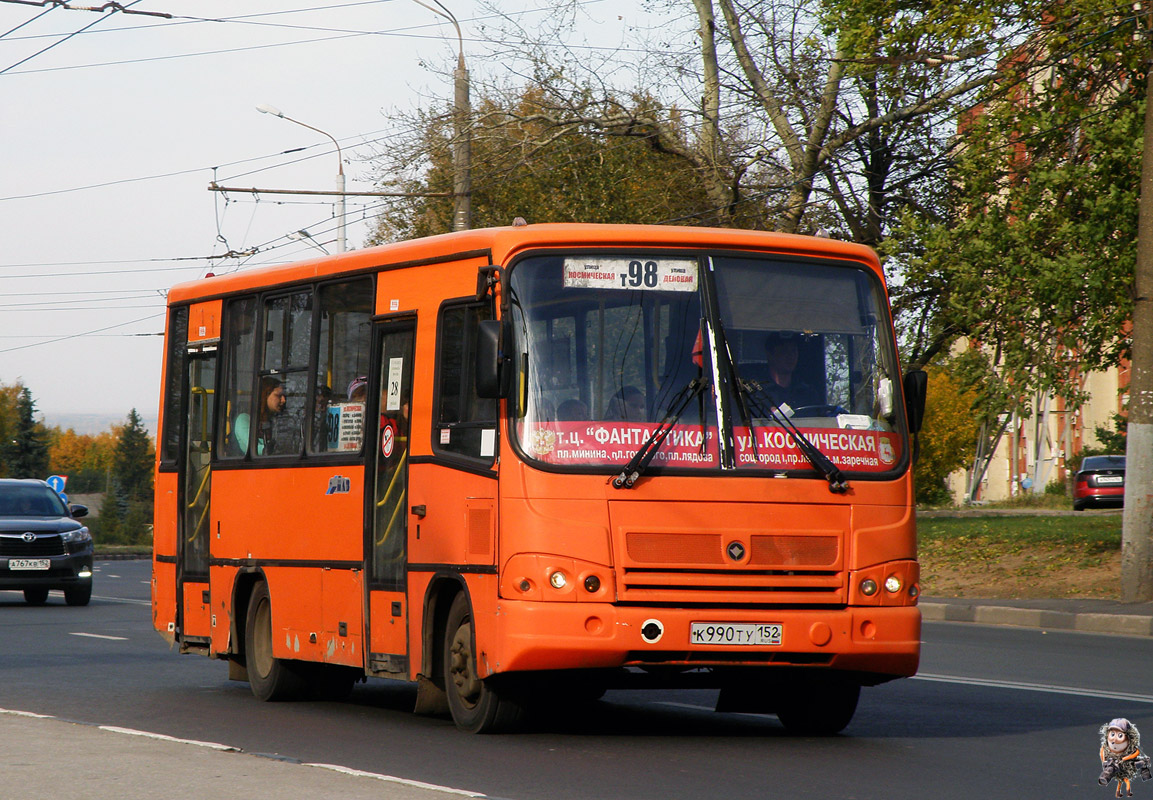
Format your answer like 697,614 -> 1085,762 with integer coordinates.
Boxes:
166,223 -> 882,305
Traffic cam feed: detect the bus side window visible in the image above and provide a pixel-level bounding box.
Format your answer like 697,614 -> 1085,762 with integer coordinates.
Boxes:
434,300 -> 497,461
309,277 -> 373,455
256,291 -> 312,457
218,297 -> 258,459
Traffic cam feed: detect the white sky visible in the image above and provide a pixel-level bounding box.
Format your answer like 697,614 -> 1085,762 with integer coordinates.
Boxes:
0,0 -> 658,428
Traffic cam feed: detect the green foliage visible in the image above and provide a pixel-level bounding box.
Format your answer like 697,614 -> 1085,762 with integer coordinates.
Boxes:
892,4 -> 1145,398
114,409 -> 153,503
0,386 -> 50,479
369,87 -> 714,242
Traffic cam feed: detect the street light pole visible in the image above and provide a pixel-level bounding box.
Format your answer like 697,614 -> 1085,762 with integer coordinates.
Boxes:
412,0 -> 471,231
256,104 -> 347,253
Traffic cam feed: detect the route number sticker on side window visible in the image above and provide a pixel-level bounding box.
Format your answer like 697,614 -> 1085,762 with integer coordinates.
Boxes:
563,258 -> 698,292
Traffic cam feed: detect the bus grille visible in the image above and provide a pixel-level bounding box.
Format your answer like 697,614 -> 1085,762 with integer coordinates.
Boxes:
619,531 -> 845,605
0,534 -> 66,558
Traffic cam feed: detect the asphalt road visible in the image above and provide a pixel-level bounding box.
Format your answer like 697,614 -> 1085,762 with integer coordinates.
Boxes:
2,559 -> 1150,800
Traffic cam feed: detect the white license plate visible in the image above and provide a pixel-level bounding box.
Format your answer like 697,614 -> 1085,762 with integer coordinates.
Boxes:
1097,476 -> 1124,485
8,559 -> 50,571
690,622 -> 782,646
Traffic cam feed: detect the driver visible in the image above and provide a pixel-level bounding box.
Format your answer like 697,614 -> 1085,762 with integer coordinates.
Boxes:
761,331 -> 819,411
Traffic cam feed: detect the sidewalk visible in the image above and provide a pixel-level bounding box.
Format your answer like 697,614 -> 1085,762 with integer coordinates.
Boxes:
0,710 -> 485,800
920,596 -> 1153,637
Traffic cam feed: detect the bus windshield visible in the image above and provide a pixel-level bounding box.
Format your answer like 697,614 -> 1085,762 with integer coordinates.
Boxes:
508,251 -> 906,476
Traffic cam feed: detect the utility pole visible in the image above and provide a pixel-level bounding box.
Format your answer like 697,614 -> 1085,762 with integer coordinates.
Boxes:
413,0 -> 471,231
453,48 -> 472,231
1122,30 -> 1153,602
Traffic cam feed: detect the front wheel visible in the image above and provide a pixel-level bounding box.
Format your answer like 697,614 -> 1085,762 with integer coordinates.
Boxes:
244,582 -> 306,702
64,583 -> 92,606
775,679 -> 860,736
23,587 -> 49,605
443,592 -> 526,733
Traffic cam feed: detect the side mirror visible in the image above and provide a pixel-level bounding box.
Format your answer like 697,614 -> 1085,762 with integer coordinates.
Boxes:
476,319 -> 504,399
70,504 -> 89,519
903,369 -> 928,434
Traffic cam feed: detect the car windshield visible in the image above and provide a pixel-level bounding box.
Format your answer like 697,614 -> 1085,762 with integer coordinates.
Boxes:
507,251 -> 907,476
0,485 -> 68,517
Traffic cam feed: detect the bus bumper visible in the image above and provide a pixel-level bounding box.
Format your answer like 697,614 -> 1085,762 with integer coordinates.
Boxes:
484,602 -> 920,680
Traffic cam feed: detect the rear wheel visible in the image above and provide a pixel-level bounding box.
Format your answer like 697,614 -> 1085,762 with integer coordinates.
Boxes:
443,592 -> 526,733
64,583 -> 92,606
244,582 -> 305,701
23,587 -> 49,605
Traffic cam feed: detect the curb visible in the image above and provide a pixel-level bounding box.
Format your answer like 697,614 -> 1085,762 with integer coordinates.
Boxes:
920,601 -> 1153,637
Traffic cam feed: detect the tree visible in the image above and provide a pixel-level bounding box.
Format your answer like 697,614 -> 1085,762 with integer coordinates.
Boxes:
113,408 -> 153,503
0,386 -> 50,479
914,364 -> 982,505
461,0 -> 1046,239
369,85 -> 713,241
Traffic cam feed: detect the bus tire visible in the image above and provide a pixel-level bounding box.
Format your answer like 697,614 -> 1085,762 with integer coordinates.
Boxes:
774,678 -> 860,736
244,582 -> 306,702
443,592 -> 525,733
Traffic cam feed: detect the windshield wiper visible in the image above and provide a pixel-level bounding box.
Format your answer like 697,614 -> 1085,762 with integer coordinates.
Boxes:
612,377 -> 709,490
739,378 -> 850,494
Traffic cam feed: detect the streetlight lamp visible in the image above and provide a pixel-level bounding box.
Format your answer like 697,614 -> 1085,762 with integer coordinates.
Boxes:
411,0 -> 471,231
256,103 -> 347,253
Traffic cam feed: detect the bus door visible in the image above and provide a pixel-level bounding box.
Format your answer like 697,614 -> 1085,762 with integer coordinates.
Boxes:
178,351 -> 215,643
366,321 -> 415,674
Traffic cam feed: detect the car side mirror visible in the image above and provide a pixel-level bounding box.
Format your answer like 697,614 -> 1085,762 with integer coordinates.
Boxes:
70,504 -> 89,519
476,319 -> 506,399
903,369 -> 928,434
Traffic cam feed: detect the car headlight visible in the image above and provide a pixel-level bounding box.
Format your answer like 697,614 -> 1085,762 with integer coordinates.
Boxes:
61,527 -> 91,544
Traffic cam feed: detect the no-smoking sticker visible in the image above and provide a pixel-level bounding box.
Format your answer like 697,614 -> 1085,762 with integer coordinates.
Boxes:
381,420 -> 397,458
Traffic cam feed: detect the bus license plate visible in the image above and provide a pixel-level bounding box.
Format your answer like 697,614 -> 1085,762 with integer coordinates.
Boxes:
9,559 -> 50,571
690,622 -> 782,646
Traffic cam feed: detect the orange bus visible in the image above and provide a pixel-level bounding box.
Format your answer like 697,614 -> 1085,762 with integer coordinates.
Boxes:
152,223 -> 927,734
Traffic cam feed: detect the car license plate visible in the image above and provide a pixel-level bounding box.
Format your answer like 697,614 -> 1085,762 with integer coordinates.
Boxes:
690,622 -> 782,646
1097,476 -> 1124,485
9,559 -> 50,570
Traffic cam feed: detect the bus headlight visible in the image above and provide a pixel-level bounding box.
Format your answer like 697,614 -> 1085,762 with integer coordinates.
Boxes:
549,570 -> 568,590
860,578 -> 878,596
884,575 -> 902,594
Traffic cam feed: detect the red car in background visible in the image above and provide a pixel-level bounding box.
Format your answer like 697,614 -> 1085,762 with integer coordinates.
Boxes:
1073,455 -> 1126,511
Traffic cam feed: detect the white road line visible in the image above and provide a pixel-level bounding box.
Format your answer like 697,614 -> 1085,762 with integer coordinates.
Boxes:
92,595 -> 150,606
70,632 -> 128,641
913,673 -> 1153,703
98,726 -> 238,751
304,763 -> 487,796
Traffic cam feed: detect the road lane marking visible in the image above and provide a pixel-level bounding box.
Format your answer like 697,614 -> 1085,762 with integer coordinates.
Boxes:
304,763 -> 487,796
913,673 -> 1153,703
93,595 -> 150,606
98,726 -> 238,751
70,632 -> 128,641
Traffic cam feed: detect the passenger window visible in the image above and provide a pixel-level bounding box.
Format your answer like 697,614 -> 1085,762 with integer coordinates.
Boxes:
310,278 -> 373,454
435,301 -> 497,461
218,298 -> 258,459
256,291 -> 312,457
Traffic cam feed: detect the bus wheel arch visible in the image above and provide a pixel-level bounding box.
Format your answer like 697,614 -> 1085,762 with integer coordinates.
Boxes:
441,589 -> 526,733
243,578 -> 306,701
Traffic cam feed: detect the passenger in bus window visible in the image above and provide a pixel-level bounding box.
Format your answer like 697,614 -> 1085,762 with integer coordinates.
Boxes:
234,377 -> 286,456
556,398 -> 589,421
605,386 -> 645,421
760,331 -> 819,410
